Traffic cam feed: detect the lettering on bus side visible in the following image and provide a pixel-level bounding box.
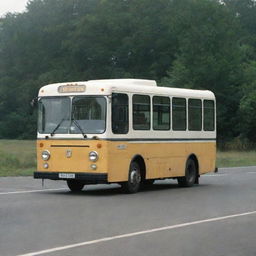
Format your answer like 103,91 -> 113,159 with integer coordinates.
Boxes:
117,144 -> 127,150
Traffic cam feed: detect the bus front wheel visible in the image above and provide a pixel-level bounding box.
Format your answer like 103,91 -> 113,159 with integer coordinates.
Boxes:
67,180 -> 84,192
178,159 -> 197,187
122,161 -> 141,193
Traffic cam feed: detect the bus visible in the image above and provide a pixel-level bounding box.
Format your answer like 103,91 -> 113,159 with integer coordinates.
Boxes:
34,79 -> 216,193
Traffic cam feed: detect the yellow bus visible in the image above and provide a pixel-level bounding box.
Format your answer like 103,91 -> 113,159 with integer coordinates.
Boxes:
34,79 -> 216,193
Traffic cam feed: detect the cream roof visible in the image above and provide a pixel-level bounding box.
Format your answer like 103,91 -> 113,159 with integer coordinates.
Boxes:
38,79 -> 215,99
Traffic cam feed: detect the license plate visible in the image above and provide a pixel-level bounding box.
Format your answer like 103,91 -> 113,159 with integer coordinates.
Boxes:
58,173 -> 75,179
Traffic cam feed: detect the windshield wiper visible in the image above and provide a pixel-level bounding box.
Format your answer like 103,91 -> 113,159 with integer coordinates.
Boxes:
71,117 -> 87,138
50,117 -> 66,136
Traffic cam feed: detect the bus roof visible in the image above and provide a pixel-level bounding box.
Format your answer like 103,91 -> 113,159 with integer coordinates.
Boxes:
38,79 -> 215,99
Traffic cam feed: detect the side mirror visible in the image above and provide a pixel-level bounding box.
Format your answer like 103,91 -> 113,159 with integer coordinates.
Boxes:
30,97 -> 38,115
30,97 -> 38,108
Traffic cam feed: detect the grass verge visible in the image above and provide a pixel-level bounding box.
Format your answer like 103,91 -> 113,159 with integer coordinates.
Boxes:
0,140 -> 36,176
217,151 -> 256,168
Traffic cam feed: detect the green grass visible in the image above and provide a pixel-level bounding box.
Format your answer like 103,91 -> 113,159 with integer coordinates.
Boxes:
217,151 -> 256,168
0,140 -> 256,176
0,140 -> 36,176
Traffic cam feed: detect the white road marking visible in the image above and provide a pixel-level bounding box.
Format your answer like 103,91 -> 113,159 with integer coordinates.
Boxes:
204,174 -> 227,177
204,171 -> 256,177
0,188 -> 66,195
221,166 -> 256,170
17,210 -> 256,256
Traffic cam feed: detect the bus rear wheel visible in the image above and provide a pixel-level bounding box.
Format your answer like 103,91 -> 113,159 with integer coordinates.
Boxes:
67,180 -> 84,192
122,161 -> 141,193
178,158 -> 197,187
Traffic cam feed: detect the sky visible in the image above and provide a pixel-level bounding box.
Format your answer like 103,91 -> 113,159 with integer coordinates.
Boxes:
0,0 -> 29,17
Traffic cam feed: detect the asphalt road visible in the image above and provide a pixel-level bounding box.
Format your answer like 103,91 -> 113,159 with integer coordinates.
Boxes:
0,166 -> 256,256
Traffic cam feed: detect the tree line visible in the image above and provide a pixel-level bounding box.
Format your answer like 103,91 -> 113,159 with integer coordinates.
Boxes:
0,0 -> 256,146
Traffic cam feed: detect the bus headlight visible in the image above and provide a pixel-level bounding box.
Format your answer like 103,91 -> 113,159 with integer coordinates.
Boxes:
89,151 -> 98,162
42,150 -> 50,161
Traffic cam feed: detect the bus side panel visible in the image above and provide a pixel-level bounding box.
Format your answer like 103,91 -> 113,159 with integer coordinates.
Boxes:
107,141 -> 131,182
106,141 -> 182,182
107,141 -> 216,182
145,142 -> 187,179
184,141 -> 216,174
194,142 -> 216,174
145,141 -> 216,178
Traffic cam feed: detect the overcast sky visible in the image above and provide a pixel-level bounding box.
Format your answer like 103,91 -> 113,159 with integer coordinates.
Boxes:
0,0 -> 29,17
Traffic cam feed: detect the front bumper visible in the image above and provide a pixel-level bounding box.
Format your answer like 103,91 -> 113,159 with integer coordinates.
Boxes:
34,172 -> 108,184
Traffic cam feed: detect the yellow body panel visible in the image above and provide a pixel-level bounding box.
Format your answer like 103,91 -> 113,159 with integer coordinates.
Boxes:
37,139 -> 216,183
107,141 -> 216,181
37,140 -> 108,174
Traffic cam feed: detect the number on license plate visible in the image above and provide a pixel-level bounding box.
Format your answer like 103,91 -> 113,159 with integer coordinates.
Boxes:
58,173 -> 75,179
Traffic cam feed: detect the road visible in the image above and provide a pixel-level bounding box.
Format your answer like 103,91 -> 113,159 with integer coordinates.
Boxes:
0,166 -> 256,256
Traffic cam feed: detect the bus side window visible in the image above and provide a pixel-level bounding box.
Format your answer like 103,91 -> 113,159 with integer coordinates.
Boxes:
153,96 -> 170,130
172,98 -> 186,131
204,100 -> 215,131
133,95 -> 150,130
112,93 -> 129,134
188,99 -> 202,131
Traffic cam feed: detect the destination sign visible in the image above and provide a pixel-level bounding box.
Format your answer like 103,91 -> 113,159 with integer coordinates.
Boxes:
58,84 -> 86,93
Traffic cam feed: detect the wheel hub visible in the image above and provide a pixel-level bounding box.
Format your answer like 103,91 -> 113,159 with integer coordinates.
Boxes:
130,169 -> 141,184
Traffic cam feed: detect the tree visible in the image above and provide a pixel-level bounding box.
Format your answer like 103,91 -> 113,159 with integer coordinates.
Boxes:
0,0 -> 256,144
161,0 -> 243,140
239,60 -> 256,143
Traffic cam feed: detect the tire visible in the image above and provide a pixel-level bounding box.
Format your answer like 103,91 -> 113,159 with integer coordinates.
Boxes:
67,180 -> 84,192
178,158 -> 197,187
121,161 -> 141,193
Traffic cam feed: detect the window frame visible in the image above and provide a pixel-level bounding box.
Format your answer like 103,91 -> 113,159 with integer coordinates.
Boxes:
71,95 -> 107,134
132,94 -> 151,131
153,96 -> 171,131
172,97 -> 187,131
111,93 -> 129,134
203,99 -> 215,131
188,98 -> 202,131
38,96 -> 71,134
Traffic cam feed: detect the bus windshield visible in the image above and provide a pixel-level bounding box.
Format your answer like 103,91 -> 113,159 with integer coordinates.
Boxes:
38,96 -> 106,135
